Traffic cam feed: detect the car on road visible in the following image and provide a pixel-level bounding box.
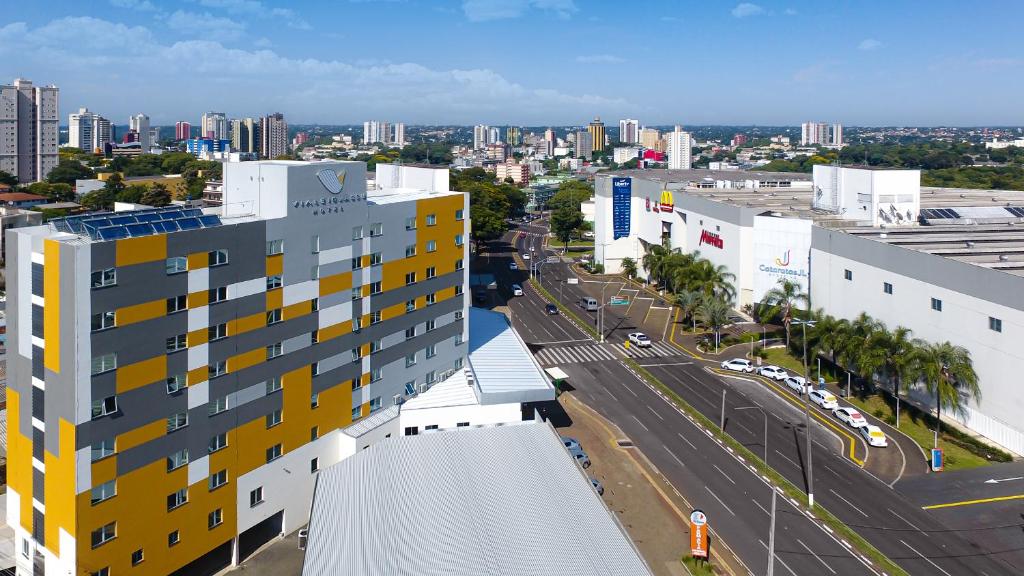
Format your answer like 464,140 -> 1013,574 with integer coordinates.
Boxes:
508,262 -> 518,270
809,389 -> 838,410
860,425 -> 889,447
545,303 -> 559,315
627,332 -> 652,347
569,446 -> 591,468
784,376 -> 813,395
522,253 -> 531,260
757,365 -> 789,380
720,358 -> 754,373
833,406 -> 868,428
590,477 -> 604,495
511,284 -> 523,296
561,436 -> 581,451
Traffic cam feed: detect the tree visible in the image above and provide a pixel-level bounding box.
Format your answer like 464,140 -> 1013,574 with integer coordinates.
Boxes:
683,259 -> 736,303
160,152 -> 195,174
641,245 -> 669,286
880,326 -> 920,428
696,297 -> 730,353
0,169 -> 17,186
674,290 -> 703,332
118,184 -> 148,204
141,183 -> 171,207
621,257 -> 637,280
917,341 -> 980,449
546,180 -> 592,212
550,205 -> 583,251
46,160 -> 95,185
758,278 -> 808,348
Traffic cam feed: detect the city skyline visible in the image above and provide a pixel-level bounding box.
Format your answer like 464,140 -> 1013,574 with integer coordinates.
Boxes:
1,1 -> 1022,126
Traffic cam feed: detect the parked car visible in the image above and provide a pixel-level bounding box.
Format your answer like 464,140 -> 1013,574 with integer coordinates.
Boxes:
809,389 -> 838,410
627,332 -> 652,347
511,284 -> 523,296
569,446 -> 591,468
833,407 -> 868,428
784,376 -> 813,395
522,253 -> 531,260
590,477 -> 604,495
860,425 -> 889,447
561,436 -> 581,451
508,261 -> 518,270
757,365 -> 789,381
721,358 -> 754,373
545,303 -> 559,315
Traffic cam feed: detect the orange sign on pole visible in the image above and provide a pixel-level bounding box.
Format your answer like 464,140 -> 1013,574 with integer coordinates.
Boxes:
690,509 -> 709,559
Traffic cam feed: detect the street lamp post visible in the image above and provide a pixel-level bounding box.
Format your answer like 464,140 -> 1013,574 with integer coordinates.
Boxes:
735,406 -> 768,464
767,488 -> 778,576
792,317 -> 816,508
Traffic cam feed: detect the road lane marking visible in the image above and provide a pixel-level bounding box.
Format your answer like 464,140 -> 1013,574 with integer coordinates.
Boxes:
631,414 -> 649,432
828,488 -> 868,518
647,405 -> 665,420
751,497 -> 770,516
900,539 -> 953,576
530,339 -> 592,345
677,432 -> 697,451
887,508 -> 929,537
922,493 -> 1024,510
774,449 -> 801,470
734,419 -> 756,438
663,445 -> 685,468
705,486 -> 736,516
797,538 -> 837,574
758,540 -> 798,576
712,464 -> 737,485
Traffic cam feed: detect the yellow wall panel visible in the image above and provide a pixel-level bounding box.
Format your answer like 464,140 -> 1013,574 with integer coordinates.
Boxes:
318,271 -> 351,297
115,299 -> 165,326
283,300 -> 311,321
43,418 -> 76,554
266,288 -> 283,311
6,390 -> 33,532
318,320 -> 350,342
116,419 -> 166,452
187,289 -> 209,309
91,453 -> 117,486
115,355 -> 166,394
281,367 -> 312,452
115,234 -> 167,267
265,254 -> 283,276
187,251 -> 208,270
228,347 -> 264,373
228,311 -> 265,336
43,239 -> 60,373
187,327 -> 209,348
187,366 -> 208,386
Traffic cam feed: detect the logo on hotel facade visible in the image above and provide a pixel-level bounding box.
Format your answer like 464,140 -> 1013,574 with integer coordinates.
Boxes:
775,249 -> 791,267
698,230 -> 724,249
316,168 -> 346,194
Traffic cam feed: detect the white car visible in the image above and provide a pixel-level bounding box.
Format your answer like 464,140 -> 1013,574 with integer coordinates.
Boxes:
833,407 -> 868,428
757,365 -> 789,381
627,332 -> 652,347
522,253 -> 531,260
511,284 -> 523,296
809,390 -> 838,410
508,262 -> 518,270
720,358 -> 754,373
860,425 -> 889,447
784,376 -> 813,395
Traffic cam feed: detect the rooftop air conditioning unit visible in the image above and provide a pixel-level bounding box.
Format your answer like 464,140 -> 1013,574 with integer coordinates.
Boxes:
419,383 -> 429,393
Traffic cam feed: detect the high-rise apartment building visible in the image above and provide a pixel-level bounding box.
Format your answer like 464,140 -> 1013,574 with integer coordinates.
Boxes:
666,126 -> 692,170
259,113 -> 288,159
5,160 -> 469,576
94,116 -> 112,152
176,121 -> 192,141
575,130 -> 593,159
231,118 -> 259,154
68,108 -> 96,151
587,117 -> 606,153
639,128 -> 660,150
800,121 -> 843,147
544,128 -> 556,143
393,123 -> 405,147
362,121 -> 379,145
0,78 -> 59,183
130,113 -> 151,151
472,125 -> 488,150
505,126 -> 521,147
202,112 -> 229,140
618,119 -> 639,144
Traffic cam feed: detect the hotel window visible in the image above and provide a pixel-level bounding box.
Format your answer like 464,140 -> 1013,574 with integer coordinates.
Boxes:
371,310 -> 382,324
91,439 -> 115,461
455,258 -> 464,270
370,397 -> 382,412
209,470 -> 228,490
166,334 -> 187,353
455,357 -> 464,369
457,421 -> 469,427
249,487 -> 264,508
91,268 -> 116,288
406,326 -> 416,340
405,381 -> 416,395
91,311 -> 115,332
351,406 -> 361,420
455,234 -> 464,247
166,374 -> 185,395
455,284 -> 463,296
351,377 -> 361,391
208,249 -> 229,267
370,222 -> 383,237
426,240 -> 437,253
426,344 -> 437,358
426,213 -> 437,226
208,433 -> 227,453
266,275 -> 283,290
990,317 -> 1003,333
883,282 -> 893,295
91,396 -> 118,419
455,310 -> 464,320
166,448 -> 189,471
131,549 -> 144,566
312,235 -> 320,253
353,316 -> 362,333
167,411 -> 189,432
311,392 -> 319,408
370,281 -> 382,294
455,333 -> 464,345
405,216 -> 417,230
352,347 -> 362,362
209,360 -> 227,379
371,367 -> 382,382
90,480 -> 116,505
426,266 -> 436,279
311,265 -> 320,280
370,252 -> 382,266
166,256 -> 187,275
266,239 -> 284,256
405,354 -> 417,368
168,531 -> 180,547
931,298 -> 943,312
310,426 -> 319,441
266,342 -> 283,360
426,319 -> 436,332
311,297 -> 319,311
311,361 -> 319,376
352,225 -> 363,240
166,488 -> 187,511
426,292 -> 436,305
405,426 -> 419,436
208,509 -> 223,529
266,377 -> 282,394
267,308 -> 282,325
208,323 -> 227,341
843,269 -> 853,281
426,370 -> 437,384
352,286 -> 363,300
371,339 -> 382,353
455,208 -> 464,221
311,330 -> 319,344
266,444 -> 282,463
209,286 -> 227,304
406,244 -> 417,258
311,457 -> 320,473
209,396 -> 228,415
167,295 -> 187,314
406,299 -> 416,313
91,522 -> 116,548
351,256 -> 363,270
405,272 -> 417,286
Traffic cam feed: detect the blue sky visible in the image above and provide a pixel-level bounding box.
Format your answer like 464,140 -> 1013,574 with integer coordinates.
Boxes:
1,1 -> 1021,126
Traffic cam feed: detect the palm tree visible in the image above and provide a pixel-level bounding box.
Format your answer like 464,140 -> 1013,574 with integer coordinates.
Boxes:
880,326 -> 920,428
696,297 -> 731,353
917,341 -> 980,449
641,245 -> 669,287
684,259 -> 737,303
836,313 -> 884,396
757,278 -> 808,349
674,290 -> 703,332
621,257 -> 638,281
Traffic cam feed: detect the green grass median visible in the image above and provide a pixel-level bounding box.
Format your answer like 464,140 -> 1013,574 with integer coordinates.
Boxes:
528,277 -> 598,340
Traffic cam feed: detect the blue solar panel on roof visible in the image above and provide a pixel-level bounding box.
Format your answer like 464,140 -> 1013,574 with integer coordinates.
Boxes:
182,208 -> 202,217
135,213 -> 161,223
126,223 -> 155,237
177,217 -> 201,230
198,215 -> 221,227
156,220 -> 181,233
98,226 -> 130,241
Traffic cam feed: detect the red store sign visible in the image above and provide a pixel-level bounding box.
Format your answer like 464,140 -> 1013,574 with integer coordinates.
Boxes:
698,230 -> 724,249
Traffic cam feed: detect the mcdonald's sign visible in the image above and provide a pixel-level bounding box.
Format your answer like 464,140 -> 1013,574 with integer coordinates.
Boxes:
659,189 -> 674,212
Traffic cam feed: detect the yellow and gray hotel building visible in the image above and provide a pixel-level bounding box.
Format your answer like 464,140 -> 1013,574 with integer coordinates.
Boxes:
5,161 -> 470,575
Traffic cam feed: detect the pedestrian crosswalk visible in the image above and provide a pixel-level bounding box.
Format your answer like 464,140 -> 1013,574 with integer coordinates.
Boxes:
533,341 -> 682,366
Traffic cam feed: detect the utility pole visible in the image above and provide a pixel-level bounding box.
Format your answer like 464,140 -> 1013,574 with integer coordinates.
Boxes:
767,488 -> 777,576
720,389 -> 726,431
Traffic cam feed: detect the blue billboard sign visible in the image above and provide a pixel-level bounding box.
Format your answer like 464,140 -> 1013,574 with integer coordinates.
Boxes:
612,178 -> 632,240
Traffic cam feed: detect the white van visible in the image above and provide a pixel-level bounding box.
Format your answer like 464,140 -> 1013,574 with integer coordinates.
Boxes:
511,284 -> 524,296
580,297 -> 598,311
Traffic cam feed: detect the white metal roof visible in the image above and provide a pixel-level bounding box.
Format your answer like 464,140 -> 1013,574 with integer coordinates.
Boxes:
400,370 -> 478,411
301,422 -> 652,576
342,405 -> 399,439
468,308 -> 555,404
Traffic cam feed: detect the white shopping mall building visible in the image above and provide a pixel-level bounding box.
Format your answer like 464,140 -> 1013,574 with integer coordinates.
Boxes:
594,166 -> 1024,455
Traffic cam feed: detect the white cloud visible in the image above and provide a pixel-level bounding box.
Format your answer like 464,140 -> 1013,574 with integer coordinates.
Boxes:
0,16 -> 627,124
731,3 -> 765,18
110,0 -> 157,11
575,54 -> 625,64
166,11 -> 246,39
462,0 -> 576,22
195,0 -> 311,30
858,38 -> 882,51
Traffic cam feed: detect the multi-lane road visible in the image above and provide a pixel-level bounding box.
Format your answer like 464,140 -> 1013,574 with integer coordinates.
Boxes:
476,219 -> 1024,576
